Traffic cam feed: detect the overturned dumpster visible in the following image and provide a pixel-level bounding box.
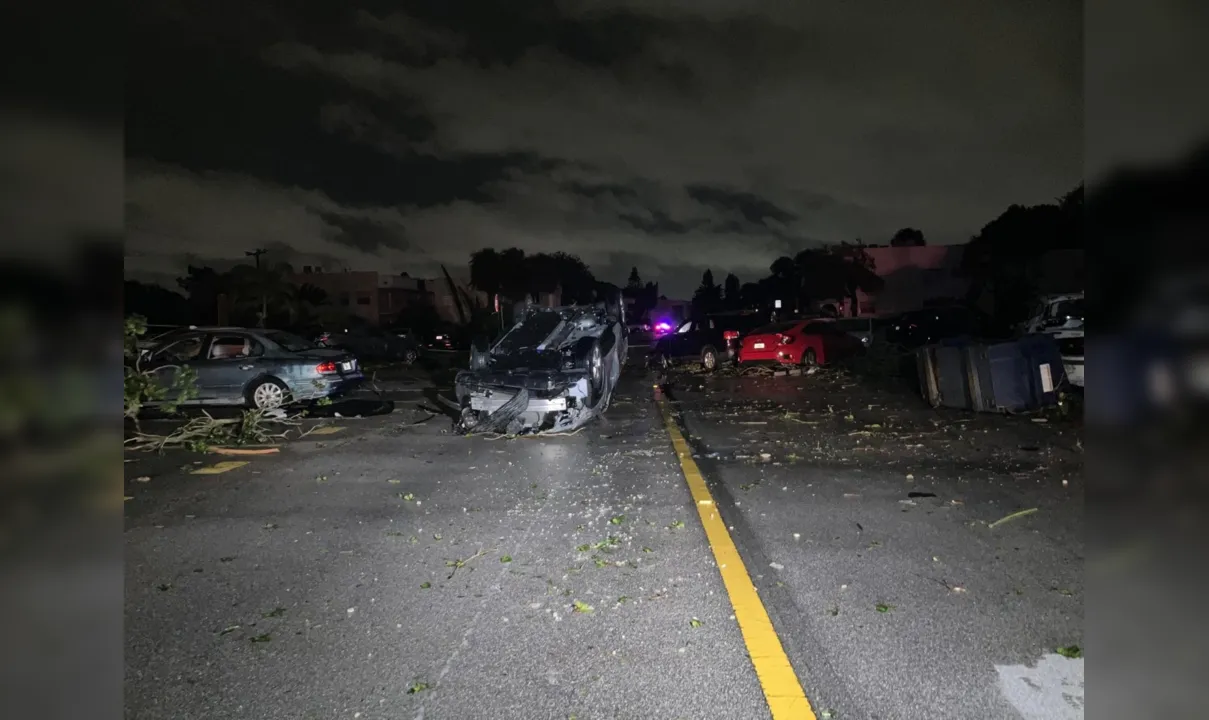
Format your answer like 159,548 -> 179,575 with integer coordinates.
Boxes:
453,302 -> 628,435
916,334 -> 1068,412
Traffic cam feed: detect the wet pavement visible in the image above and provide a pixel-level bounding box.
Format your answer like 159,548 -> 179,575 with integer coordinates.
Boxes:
664,368 -> 1083,720
124,356 -> 1083,720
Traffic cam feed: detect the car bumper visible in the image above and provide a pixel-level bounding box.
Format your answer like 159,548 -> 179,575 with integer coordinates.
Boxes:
739,348 -> 796,364
469,391 -> 571,414
290,373 -> 364,400
1062,357 -> 1084,388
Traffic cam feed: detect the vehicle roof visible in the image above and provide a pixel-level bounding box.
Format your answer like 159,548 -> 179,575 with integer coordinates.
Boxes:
1042,293 -> 1084,302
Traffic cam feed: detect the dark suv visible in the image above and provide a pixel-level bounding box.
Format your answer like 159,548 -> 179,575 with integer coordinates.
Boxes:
884,306 -> 986,348
651,311 -> 767,371
315,323 -> 420,363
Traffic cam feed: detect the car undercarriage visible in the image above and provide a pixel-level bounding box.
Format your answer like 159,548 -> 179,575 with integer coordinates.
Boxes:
454,304 -> 627,435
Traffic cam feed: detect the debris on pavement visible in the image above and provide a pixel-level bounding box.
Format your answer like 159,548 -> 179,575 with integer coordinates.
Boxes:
988,507 -> 1039,529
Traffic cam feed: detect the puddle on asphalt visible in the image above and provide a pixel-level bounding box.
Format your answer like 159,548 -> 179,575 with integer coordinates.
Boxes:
996,653 -> 1084,719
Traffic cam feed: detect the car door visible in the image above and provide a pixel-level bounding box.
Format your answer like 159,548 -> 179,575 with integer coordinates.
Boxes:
143,331 -> 209,400
668,319 -> 695,359
194,333 -> 266,402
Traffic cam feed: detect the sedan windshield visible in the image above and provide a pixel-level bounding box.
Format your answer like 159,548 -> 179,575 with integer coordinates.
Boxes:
263,330 -> 317,353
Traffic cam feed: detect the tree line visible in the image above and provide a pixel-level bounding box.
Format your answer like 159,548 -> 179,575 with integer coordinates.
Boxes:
125,185 -> 1081,337
124,262 -> 371,330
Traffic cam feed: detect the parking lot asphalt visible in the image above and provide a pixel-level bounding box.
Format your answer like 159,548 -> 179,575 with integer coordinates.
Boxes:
125,371 -> 769,720
125,354 -> 1083,720
663,367 -> 1084,720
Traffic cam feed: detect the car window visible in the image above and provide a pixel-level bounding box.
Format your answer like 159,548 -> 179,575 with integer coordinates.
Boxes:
207,335 -> 261,359
263,330 -> 318,353
676,320 -> 694,334
154,333 -> 205,362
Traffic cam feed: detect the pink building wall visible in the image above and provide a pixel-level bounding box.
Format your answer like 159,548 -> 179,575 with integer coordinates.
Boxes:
857,245 -> 968,315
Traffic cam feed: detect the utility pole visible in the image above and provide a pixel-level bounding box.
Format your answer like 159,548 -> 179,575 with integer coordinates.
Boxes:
246,248 -> 268,327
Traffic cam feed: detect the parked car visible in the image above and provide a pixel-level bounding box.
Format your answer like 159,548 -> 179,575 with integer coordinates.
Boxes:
884,306 -> 986,348
454,303 -> 628,435
315,324 -> 420,363
737,319 -> 865,366
832,316 -> 893,348
651,311 -> 766,371
137,327 -> 364,409
1020,292 -> 1084,388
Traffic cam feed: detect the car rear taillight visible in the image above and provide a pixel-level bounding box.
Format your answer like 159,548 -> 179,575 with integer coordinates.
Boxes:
723,330 -> 739,341
316,361 -> 338,374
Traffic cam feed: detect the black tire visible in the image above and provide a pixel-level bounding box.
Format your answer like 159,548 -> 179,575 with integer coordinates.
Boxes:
587,340 -> 604,406
403,348 -> 419,364
247,377 -> 290,409
802,348 -> 817,367
701,345 -> 719,372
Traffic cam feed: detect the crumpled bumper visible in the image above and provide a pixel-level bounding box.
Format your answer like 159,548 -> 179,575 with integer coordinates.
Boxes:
454,370 -> 596,435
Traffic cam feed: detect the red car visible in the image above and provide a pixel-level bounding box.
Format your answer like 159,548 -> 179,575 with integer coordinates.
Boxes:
737,318 -> 864,366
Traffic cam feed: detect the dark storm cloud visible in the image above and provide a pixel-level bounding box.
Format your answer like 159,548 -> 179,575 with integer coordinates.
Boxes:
685,185 -> 798,225
315,212 -> 409,254
125,0 -> 1083,299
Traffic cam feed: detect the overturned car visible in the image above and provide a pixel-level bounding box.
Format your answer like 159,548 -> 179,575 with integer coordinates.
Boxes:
454,303 -> 628,435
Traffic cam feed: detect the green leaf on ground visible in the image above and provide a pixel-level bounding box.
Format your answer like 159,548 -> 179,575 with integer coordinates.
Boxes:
592,536 -> 620,551
576,543 -> 591,552
407,681 -> 429,694
572,600 -> 594,614
388,479 -> 401,484
500,555 -> 513,563
249,633 -> 271,643
262,607 -> 286,618
642,547 -> 653,553
1056,645 -> 1082,659
617,596 -> 631,604
402,493 -> 416,502
689,617 -> 703,628
433,534 -> 442,541
219,625 -> 241,636
420,581 -> 431,589
610,515 -> 626,525
593,557 -> 608,568
669,520 -> 685,529
875,603 -> 894,613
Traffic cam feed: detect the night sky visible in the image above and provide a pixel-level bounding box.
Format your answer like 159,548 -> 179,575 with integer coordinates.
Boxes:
124,1 -> 1082,299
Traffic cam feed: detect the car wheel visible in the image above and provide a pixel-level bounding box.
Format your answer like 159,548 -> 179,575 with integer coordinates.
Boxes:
403,348 -> 419,364
588,341 -> 604,398
802,348 -> 817,367
248,377 -> 290,409
701,345 -> 718,372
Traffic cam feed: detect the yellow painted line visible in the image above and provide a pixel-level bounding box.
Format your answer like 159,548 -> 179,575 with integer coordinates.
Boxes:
308,426 -> 345,436
655,388 -> 816,720
190,461 -> 249,475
